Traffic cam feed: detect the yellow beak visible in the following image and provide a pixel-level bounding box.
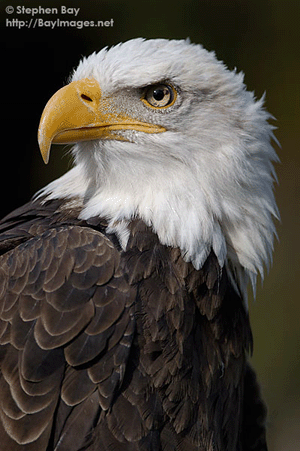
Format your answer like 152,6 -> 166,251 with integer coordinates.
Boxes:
38,77 -> 166,164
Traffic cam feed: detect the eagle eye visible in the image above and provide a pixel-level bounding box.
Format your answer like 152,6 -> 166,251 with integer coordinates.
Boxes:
142,84 -> 177,109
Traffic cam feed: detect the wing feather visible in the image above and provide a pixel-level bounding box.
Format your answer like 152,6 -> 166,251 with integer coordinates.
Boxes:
61,366 -> 96,406
0,222 -> 136,448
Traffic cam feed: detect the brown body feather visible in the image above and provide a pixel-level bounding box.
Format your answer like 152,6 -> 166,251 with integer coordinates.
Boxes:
0,199 -> 267,450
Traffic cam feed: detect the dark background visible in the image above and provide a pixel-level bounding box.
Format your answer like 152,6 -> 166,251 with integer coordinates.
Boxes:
1,1 -> 299,449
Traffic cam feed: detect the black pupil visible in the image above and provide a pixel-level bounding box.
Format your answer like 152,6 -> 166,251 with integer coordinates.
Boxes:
153,88 -> 166,101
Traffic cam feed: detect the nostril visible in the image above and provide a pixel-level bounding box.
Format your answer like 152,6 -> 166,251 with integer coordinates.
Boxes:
81,94 -> 93,102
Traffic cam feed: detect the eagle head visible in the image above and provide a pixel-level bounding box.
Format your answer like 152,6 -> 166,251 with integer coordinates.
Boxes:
38,38 -> 279,298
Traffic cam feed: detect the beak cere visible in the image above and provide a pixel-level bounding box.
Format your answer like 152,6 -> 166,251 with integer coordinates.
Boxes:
38,77 -> 166,164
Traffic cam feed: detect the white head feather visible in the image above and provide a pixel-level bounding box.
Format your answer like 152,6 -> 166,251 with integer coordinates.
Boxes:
40,38 -> 279,299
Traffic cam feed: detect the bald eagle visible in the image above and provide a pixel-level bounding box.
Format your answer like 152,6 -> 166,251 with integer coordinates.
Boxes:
0,39 -> 278,450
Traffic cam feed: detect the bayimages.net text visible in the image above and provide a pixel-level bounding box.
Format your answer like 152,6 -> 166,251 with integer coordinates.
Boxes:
6,18 -> 114,29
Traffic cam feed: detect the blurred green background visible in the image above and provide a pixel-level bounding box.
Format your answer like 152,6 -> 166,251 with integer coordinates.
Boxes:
1,0 -> 299,449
